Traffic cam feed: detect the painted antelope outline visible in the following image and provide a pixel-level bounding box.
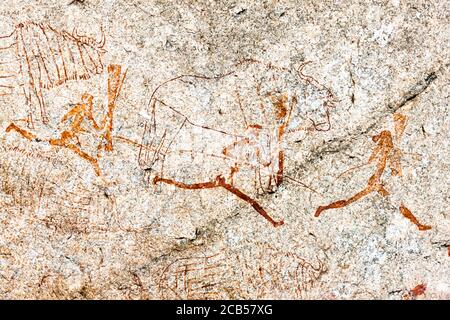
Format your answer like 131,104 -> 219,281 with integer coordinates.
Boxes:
138,59 -> 336,227
246,244 -> 326,299
0,21 -> 106,125
158,252 -> 231,300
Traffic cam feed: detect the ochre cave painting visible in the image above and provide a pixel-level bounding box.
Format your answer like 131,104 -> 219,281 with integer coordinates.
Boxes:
0,21 -> 106,125
158,244 -> 326,299
158,252 -> 231,300
1,21 -> 438,234
0,18 -> 446,301
138,59 -> 336,227
5,64 -> 127,176
403,283 -> 427,300
236,244 -> 326,299
315,113 -> 432,231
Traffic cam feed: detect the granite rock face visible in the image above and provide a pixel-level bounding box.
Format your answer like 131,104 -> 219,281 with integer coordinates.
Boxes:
0,0 -> 448,299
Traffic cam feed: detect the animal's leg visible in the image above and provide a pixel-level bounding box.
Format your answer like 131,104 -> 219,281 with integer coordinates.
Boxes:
399,204 -> 431,231
227,164 -> 239,186
276,150 -> 284,187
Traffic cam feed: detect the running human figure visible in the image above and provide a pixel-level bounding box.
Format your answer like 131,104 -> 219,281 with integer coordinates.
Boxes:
315,113 -> 431,231
6,64 -> 126,176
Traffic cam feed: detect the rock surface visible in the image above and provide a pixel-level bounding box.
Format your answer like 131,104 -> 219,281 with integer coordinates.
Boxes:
0,0 -> 448,299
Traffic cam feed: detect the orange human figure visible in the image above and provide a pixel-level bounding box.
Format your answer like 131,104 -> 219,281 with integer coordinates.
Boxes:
315,113 -> 431,231
48,93 -> 102,175
5,64 -> 126,176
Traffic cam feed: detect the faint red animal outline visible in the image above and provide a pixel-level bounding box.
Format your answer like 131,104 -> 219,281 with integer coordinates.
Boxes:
0,21 -> 106,125
137,59 -> 336,227
158,252 -> 231,300
236,243 -> 326,299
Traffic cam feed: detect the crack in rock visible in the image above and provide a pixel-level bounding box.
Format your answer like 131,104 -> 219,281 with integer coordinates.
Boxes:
299,67 -> 441,168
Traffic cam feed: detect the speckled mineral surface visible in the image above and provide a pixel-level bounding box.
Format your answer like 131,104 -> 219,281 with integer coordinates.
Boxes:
0,0 -> 448,299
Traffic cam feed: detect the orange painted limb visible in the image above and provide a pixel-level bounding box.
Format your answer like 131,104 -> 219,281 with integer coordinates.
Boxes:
276,150 -> 284,186
154,175 -> 284,227
316,150 -> 390,217
102,64 -> 127,152
314,186 -> 372,217
49,138 -> 101,176
61,107 -> 84,129
399,204 -> 431,231
59,97 -> 101,138
315,180 -> 388,216
317,129 -> 395,211
316,114 -> 430,234
84,95 -> 103,131
5,123 -> 36,140
388,147 -> 403,176
215,176 -> 284,227
6,121 -> 101,176
393,113 -> 407,143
